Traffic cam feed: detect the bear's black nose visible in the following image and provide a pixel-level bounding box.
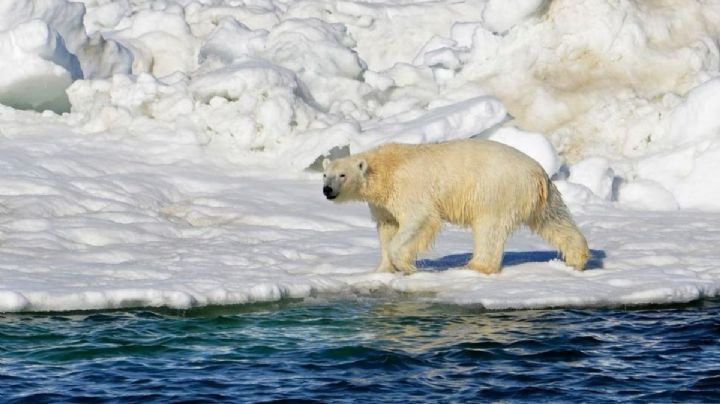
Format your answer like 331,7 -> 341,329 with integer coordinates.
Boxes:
323,186 -> 333,196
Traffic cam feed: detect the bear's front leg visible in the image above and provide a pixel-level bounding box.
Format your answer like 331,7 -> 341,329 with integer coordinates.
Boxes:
370,204 -> 399,273
388,214 -> 432,274
388,244 -> 417,274
375,220 -> 398,273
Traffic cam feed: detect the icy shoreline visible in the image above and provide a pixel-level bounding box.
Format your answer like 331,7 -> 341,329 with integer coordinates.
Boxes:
0,119 -> 718,313
3,197 -> 719,313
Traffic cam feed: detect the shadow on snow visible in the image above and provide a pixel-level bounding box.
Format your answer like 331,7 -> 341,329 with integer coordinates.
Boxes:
417,249 -> 606,271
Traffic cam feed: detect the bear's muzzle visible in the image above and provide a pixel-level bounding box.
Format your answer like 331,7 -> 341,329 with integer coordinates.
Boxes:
323,186 -> 337,200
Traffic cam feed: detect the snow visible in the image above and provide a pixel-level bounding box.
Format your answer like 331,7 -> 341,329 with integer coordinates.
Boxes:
0,19 -> 80,112
0,0 -> 131,113
487,127 -> 561,177
566,157 -> 615,201
481,0 -> 545,34
355,96 -> 507,151
629,78 -> 720,210
0,0 -> 719,312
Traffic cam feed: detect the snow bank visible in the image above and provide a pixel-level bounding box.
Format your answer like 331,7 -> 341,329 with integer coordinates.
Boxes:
0,0 -> 131,113
6,0 -> 708,210
355,96 -> 506,151
628,78 -> 720,210
0,19 -> 80,112
481,0 -> 545,34
401,0 -> 720,209
487,127 -> 561,177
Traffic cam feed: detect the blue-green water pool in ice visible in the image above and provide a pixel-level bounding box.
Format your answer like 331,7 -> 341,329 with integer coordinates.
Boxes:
1,296 -> 719,402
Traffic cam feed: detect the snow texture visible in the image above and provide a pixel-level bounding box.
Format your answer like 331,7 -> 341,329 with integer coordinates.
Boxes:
0,0 -> 719,311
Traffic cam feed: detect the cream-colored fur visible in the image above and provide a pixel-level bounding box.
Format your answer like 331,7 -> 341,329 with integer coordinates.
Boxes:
322,139 -> 589,274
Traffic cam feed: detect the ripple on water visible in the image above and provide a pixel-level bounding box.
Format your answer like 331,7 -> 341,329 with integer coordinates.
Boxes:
0,298 -> 719,402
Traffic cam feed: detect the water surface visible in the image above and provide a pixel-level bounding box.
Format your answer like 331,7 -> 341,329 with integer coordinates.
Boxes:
1,297 -> 719,402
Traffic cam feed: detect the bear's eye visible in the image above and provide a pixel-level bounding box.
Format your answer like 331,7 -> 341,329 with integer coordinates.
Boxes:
339,174 -> 346,178
323,174 -> 326,178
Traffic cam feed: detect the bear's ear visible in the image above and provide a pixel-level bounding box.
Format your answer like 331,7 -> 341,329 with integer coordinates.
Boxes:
322,158 -> 330,170
357,159 -> 368,176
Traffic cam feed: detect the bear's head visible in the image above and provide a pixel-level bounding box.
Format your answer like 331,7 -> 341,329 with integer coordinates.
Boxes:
322,156 -> 367,202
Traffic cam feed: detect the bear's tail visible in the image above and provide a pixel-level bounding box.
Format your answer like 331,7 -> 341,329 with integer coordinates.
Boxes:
530,178 -> 589,270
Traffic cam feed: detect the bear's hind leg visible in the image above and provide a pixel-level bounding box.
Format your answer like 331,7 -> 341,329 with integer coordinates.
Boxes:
530,181 -> 589,270
533,218 -> 588,270
468,216 -> 511,274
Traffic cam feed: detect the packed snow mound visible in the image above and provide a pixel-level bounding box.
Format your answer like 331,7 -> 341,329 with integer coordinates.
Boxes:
1,0 -> 719,209
0,0 -> 131,112
481,0 -> 545,34
487,127 -> 561,177
60,0 -> 720,209
355,96 -> 507,151
263,18 -> 369,109
284,0 -> 488,71
0,19 -> 80,112
616,78 -> 720,210
448,0 -> 720,154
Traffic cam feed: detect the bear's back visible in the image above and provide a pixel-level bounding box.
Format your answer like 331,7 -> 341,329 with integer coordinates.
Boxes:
362,139 -> 548,224
366,139 -> 543,175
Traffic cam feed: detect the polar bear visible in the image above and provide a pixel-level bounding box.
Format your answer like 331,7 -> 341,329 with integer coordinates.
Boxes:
322,139 -> 589,274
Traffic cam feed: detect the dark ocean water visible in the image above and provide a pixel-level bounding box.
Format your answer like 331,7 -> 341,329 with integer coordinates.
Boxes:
1,296 -> 719,403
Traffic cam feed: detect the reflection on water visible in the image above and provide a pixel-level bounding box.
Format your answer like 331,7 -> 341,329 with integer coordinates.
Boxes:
0,296 -> 719,402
